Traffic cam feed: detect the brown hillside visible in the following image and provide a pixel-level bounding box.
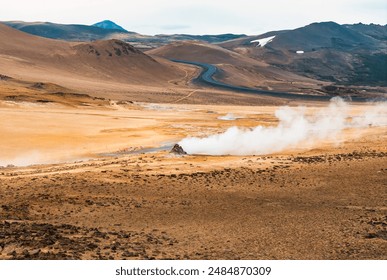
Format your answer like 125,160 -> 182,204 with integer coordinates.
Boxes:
147,40 -> 267,66
0,23 -> 187,97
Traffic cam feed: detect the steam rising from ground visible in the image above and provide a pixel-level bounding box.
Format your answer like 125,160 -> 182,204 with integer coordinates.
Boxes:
218,113 -> 240,121
0,151 -> 88,167
179,98 -> 386,156
0,151 -> 44,167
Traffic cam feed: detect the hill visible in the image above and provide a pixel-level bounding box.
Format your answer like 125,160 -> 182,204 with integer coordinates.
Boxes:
148,40 -> 265,65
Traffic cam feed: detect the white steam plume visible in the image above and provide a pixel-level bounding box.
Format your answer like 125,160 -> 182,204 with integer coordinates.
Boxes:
179,97 -> 386,156
0,151 -> 44,167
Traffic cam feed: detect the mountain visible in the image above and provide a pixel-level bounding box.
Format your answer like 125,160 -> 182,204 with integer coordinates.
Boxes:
264,21 -> 381,51
220,22 -> 387,86
0,23 -> 184,96
92,20 -> 127,32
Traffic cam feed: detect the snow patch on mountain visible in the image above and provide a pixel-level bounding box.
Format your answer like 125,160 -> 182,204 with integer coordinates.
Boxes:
251,36 -> 276,47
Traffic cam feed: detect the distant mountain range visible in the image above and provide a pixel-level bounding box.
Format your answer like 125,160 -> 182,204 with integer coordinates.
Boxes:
2,20 -> 386,87
2,20 -> 246,48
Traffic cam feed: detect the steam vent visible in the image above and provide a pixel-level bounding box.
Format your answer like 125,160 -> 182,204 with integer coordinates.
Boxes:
170,144 -> 187,155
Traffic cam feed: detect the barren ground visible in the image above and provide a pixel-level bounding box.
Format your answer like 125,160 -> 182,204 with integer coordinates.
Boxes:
0,97 -> 386,260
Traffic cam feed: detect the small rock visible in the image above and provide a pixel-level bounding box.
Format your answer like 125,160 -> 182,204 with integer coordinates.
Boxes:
170,144 -> 187,155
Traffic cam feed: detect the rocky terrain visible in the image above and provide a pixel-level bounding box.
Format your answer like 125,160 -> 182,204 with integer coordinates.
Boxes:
0,101 -> 386,259
1,147 -> 386,260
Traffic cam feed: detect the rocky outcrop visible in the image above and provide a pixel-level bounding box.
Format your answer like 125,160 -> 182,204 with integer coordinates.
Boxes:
170,144 -> 187,155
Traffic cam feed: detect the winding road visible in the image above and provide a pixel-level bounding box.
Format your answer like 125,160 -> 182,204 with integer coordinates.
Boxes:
171,59 -> 367,102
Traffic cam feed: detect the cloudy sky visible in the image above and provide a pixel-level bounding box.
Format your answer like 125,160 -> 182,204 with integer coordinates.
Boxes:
1,0 -> 386,35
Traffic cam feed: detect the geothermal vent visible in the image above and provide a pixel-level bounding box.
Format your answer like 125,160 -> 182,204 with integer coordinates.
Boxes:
170,144 -> 187,155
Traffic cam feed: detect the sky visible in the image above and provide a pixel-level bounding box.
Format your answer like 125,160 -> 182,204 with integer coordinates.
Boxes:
1,0 -> 386,35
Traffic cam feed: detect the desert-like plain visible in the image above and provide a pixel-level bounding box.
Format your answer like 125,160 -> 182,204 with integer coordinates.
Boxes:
1,93 -> 386,260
